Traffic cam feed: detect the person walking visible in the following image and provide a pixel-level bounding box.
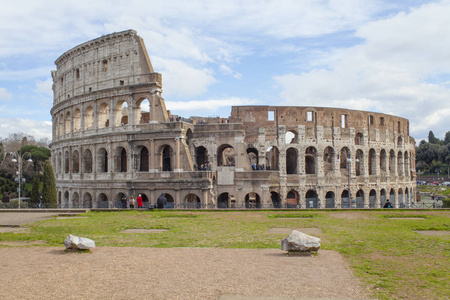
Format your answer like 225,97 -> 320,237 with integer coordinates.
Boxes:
137,194 -> 143,209
121,194 -> 127,209
129,195 -> 135,209
383,199 -> 393,208
157,193 -> 167,209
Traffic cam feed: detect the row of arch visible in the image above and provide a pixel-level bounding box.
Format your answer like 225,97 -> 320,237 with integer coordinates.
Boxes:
59,187 -> 413,209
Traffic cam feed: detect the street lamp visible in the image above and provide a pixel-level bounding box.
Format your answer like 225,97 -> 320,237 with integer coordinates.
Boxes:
11,151 -> 32,209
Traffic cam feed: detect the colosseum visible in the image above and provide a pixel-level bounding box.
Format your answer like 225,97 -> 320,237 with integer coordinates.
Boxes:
50,30 -> 416,209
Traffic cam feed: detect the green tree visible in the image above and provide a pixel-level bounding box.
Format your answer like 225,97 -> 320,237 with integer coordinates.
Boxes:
444,131 -> 450,145
428,131 -> 438,144
30,175 -> 40,206
42,160 -> 57,207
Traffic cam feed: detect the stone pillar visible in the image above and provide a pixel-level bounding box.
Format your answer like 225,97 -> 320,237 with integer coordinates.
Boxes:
174,137 -> 181,171
149,139 -> 157,172
202,189 -> 209,208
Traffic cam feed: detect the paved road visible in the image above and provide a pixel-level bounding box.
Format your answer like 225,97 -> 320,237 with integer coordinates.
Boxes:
0,212 -> 63,226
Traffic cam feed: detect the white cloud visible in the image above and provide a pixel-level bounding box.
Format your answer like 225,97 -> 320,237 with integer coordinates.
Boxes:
34,78 -> 53,96
0,88 -> 12,101
0,118 -> 52,140
165,97 -> 259,116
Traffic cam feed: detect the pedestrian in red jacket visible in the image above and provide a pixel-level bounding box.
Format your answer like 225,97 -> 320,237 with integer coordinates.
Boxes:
137,194 -> 143,209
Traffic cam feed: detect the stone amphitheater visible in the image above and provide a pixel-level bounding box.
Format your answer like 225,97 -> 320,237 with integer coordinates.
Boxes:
50,30 -> 416,209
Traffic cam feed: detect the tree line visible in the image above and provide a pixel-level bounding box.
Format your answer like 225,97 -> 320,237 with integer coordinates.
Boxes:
415,131 -> 450,176
0,133 -> 56,207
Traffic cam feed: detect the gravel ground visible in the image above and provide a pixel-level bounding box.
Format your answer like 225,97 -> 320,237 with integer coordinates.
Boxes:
0,212 -> 61,226
0,247 -> 370,300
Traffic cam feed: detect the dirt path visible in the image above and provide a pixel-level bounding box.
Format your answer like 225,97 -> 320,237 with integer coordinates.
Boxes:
0,247 -> 370,300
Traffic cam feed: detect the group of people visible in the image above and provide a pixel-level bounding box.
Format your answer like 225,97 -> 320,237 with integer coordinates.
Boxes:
194,162 -> 212,171
120,193 -> 167,209
251,164 -> 271,171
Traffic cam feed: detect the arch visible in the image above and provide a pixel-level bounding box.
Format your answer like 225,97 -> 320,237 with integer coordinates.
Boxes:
266,146 -> 279,170
97,148 -> 108,173
389,188 -> 396,205
369,148 -> 376,175
57,153 -> 62,174
64,151 -> 70,173
64,191 -> 69,208
404,151 -> 409,176
73,109 -> 81,132
305,146 -> 317,175
164,193 -> 175,209
245,192 -> 261,208
339,147 -> 350,170
72,192 -> 79,208
405,188 -> 410,207
380,149 -> 387,174
98,102 -> 110,128
325,191 -> 335,208
323,146 -> 335,174
186,129 -> 193,146
196,146 -> 208,168
138,98 -> 150,124
355,149 -> 364,176
356,189 -> 364,208
286,147 -> 298,174
114,147 -> 127,172
184,193 -> 201,209
397,151 -> 403,176
270,191 -> 281,208
285,130 -> 297,144
389,150 -> 396,175
398,188 -> 404,208
217,144 -> 235,166
115,100 -> 129,126
380,189 -> 387,207
139,146 -> 149,172
341,190 -> 350,208
84,106 -> 94,129
369,189 -> 377,208
59,113 -> 64,136
72,150 -> 80,173
247,147 -> 259,167
115,192 -> 127,208
65,112 -> 71,135
397,136 -> 403,148
83,149 -> 93,173
305,190 -> 319,208
97,193 -> 109,208
218,193 -> 230,208
83,192 -> 93,208
354,132 -> 364,145
161,145 -> 173,171
286,190 -> 299,208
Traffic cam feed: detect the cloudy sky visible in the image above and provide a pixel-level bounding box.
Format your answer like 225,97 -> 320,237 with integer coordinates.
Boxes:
1,0 -> 449,142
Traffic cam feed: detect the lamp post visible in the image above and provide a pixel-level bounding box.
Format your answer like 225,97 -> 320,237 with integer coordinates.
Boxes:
11,151 -> 32,209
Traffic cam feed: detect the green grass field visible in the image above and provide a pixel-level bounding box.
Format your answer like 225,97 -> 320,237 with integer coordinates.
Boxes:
1,209 -> 449,299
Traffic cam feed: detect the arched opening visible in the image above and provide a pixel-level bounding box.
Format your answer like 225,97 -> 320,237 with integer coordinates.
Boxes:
305,146 -> 317,175
305,190 -> 319,208
72,192 -> 79,208
161,145 -> 172,171
98,103 -> 110,128
271,191 -> 280,208
64,191 -> 69,208
165,194 -> 175,209
196,146 -> 208,169
139,147 -> 149,171
83,193 -> 93,208
380,149 -> 387,175
217,193 -> 229,208
323,146 -> 335,175
354,132 -> 363,145
65,112 -> 71,134
245,192 -> 261,208
369,189 -> 377,208
405,188 -> 410,207
57,153 -> 62,174
115,100 -> 129,126
404,151 -> 409,175
58,115 -> 63,137
389,150 -> 396,175
285,130 -> 297,144
356,189 -> 364,208
397,151 -> 403,176
84,106 -> 94,130
397,136 -> 403,148
369,148 -> 376,175
286,190 -> 299,208
97,193 -> 109,208
247,147 -> 259,168
286,148 -> 298,174
355,149 -> 364,176
217,144 -> 235,166
138,98 -> 150,124
115,192 -> 127,208
398,188 -> 404,208
114,147 -> 127,172
186,129 -> 193,146
98,148 -> 108,173
72,150 -> 80,173
325,191 -> 335,208
64,151 -> 70,173
380,189 -> 387,207
83,149 -> 92,173
339,147 -> 350,172
265,146 -> 279,170
389,188 -> 396,206
184,193 -> 201,209
341,190 -> 350,208
73,109 -> 81,132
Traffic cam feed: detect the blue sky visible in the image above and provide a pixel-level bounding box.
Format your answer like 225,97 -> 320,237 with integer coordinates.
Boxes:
1,0 -> 449,142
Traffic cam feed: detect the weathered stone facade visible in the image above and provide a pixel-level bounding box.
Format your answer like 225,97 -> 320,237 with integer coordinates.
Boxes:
50,30 -> 416,209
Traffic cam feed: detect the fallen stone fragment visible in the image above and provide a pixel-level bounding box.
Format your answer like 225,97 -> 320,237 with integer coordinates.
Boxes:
63,234 -> 95,250
281,230 -> 320,254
